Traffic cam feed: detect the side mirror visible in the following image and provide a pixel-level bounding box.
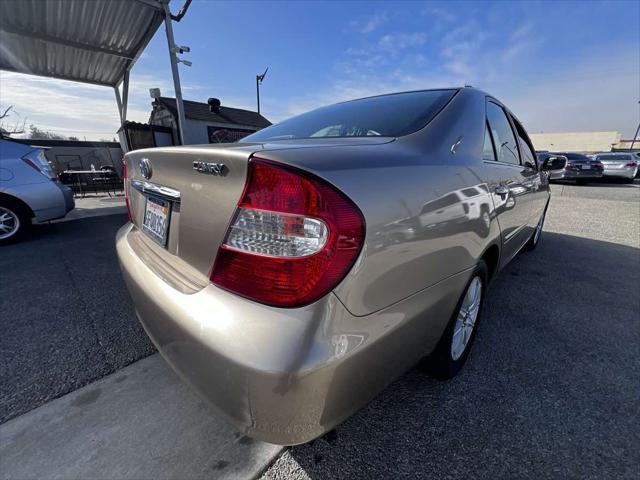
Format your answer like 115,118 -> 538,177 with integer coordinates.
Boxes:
541,156 -> 567,171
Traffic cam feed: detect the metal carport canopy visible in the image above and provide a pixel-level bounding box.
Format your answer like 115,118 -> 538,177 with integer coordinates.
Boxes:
0,0 -> 189,144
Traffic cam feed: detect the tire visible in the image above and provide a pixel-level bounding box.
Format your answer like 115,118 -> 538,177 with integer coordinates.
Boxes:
624,177 -> 634,184
423,260 -> 488,380
0,200 -> 31,245
524,207 -> 546,251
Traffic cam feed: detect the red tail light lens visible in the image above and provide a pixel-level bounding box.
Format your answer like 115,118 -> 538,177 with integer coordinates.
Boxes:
123,160 -> 132,222
211,158 -> 365,308
625,162 -> 637,168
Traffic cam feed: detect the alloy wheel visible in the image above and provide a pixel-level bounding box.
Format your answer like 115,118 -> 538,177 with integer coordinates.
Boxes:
0,206 -> 20,240
451,276 -> 482,361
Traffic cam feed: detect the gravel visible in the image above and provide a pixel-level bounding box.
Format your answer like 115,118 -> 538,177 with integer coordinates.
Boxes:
262,181 -> 640,479
0,214 -> 155,423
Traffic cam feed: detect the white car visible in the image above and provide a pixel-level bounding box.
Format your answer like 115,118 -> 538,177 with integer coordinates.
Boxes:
0,138 -> 75,244
594,153 -> 638,182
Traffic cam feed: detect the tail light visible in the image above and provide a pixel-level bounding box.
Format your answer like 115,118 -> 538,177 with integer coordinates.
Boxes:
565,163 -> 576,169
625,162 -> 637,168
211,157 -> 365,308
123,160 -> 132,221
22,149 -> 58,181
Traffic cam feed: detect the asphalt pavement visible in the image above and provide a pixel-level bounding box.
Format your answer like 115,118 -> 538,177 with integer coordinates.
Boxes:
1,181 -> 638,479
262,181 -> 640,479
0,214 -> 155,423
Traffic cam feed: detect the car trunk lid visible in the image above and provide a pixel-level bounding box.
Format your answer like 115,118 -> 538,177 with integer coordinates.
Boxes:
124,138 -> 392,280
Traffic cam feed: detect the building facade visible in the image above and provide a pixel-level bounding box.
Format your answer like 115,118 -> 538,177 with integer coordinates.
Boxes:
149,97 -> 271,145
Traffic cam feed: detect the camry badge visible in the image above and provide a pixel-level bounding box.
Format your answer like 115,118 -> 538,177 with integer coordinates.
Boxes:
139,158 -> 152,179
193,161 -> 226,175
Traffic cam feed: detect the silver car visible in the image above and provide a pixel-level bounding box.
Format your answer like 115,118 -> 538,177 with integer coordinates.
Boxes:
116,88 -> 550,445
0,138 -> 74,244
594,152 -> 638,182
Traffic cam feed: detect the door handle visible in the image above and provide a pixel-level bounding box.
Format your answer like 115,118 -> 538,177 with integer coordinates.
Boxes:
494,185 -> 510,196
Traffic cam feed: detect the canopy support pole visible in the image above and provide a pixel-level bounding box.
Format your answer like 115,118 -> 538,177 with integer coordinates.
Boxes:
162,2 -> 187,145
114,85 -> 123,124
121,70 -> 130,124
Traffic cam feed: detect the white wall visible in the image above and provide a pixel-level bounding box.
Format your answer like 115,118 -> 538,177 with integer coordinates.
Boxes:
529,131 -> 622,153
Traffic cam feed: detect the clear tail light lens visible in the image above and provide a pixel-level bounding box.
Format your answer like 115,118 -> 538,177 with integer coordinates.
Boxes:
224,208 -> 328,257
211,157 -> 365,308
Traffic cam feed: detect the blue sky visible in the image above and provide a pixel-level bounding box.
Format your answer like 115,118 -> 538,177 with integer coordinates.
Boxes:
1,0 -> 638,139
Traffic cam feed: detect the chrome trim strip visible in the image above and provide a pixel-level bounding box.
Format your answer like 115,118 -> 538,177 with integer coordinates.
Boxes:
131,180 -> 181,201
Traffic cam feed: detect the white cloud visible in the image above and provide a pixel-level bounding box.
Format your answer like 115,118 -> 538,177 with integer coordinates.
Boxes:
499,49 -> 638,136
378,32 -> 427,51
0,72 -> 157,139
422,7 -> 456,23
349,12 -> 389,34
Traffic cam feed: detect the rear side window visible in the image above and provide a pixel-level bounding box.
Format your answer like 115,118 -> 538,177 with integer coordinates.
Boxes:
511,116 -> 536,168
563,153 -> 591,161
483,124 -> 496,161
244,89 -> 457,141
486,102 -> 520,165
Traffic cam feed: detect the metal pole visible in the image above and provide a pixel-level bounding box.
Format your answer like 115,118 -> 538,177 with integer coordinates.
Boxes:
114,86 -> 123,124
256,76 -> 260,114
121,70 -> 129,124
162,1 -> 187,145
629,123 -> 640,152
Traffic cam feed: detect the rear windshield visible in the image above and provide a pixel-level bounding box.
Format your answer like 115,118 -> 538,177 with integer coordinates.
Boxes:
597,154 -> 632,160
244,89 -> 457,141
558,152 -> 591,161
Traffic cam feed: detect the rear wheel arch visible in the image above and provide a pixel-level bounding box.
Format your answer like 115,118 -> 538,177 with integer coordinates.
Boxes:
0,192 -> 34,218
480,243 -> 500,282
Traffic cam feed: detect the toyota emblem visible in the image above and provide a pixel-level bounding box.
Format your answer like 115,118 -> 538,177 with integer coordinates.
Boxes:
139,158 -> 152,180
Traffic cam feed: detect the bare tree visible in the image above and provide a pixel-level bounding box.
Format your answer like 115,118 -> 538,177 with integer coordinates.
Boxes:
0,105 -> 27,136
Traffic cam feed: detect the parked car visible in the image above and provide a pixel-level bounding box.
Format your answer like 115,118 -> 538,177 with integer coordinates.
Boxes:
0,138 -> 74,244
116,87 -> 550,445
537,152 -> 603,184
594,152 -> 638,182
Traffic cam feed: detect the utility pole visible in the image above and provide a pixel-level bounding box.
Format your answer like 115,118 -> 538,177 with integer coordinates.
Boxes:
256,68 -> 268,115
630,100 -> 640,152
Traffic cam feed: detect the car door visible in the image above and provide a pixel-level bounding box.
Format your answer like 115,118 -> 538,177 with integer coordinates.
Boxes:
481,100 -> 533,266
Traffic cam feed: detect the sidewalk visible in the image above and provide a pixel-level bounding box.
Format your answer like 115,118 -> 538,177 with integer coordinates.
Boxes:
55,194 -> 127,222
0,355 -> 283,480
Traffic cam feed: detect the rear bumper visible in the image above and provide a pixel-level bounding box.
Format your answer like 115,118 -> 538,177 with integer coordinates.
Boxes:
549,169 -> 603,180
57,182 -> 75,214
116,222 -> 466,444
602,167 -> 637,179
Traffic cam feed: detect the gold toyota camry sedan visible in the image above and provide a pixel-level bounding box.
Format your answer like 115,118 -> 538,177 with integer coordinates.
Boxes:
117,87 -> 550,445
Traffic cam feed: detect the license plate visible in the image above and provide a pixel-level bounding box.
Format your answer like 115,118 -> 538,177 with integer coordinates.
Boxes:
580,165 -> 590,169
142,196 -> 171,246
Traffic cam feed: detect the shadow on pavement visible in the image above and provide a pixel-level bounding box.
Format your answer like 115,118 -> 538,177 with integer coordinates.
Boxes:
279,232 -> 640,479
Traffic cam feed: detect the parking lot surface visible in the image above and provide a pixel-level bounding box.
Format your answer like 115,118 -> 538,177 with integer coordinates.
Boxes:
1,181 -> 638,479
0,214 -> 154,423
263,181 -> 639,479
